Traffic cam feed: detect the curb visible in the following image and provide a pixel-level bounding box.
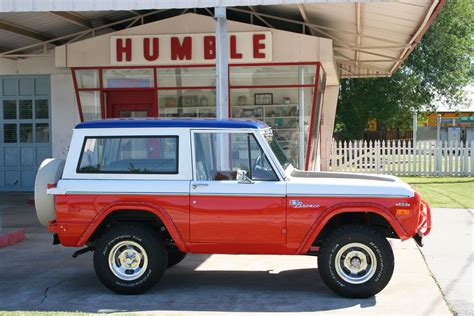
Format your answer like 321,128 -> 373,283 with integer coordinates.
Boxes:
0,228 -> 26,248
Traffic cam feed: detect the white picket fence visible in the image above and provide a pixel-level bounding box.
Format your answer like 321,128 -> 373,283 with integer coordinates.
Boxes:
325,140 -> 474,176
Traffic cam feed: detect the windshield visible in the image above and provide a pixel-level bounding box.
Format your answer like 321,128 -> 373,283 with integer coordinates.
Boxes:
264,131 -> 291,170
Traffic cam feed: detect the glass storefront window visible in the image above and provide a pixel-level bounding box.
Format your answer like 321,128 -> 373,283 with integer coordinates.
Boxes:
230,87 -> 315,168
79,91 -> 101,121
157,67 -> 216,87
35,100 -> 49,119
103,68 -> 154,88
307,69 -> 326,169
4,124 -> 17,143
75,69 -> 100,89
230,65 -> 316,87
158,89 -> 216,118
35,123 -> 49,143
20,123 -> 33,143
72,63 -> 323,170
19,100 -> 33,119
3,100 -> 16,119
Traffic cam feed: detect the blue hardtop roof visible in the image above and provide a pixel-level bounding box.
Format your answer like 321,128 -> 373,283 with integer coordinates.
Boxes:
75,118 -> 269,130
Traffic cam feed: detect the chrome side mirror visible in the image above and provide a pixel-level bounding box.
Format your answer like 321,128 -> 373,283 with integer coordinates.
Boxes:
236,169 -> 254,184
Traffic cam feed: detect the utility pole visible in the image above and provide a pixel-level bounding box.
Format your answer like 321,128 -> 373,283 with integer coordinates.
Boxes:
214,7 -> 230,170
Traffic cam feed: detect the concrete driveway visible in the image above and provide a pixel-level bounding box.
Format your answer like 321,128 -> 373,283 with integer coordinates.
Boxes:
0,194 -> 459,315
418,208 -> 473,316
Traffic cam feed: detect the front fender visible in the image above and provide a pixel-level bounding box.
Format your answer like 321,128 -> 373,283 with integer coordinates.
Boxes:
76,200 -> 188,252
296,202 -> 409,254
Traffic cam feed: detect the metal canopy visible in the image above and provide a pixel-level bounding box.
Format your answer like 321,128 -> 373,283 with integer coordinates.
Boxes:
0,1 -> 396,12
0,0 -> 445,78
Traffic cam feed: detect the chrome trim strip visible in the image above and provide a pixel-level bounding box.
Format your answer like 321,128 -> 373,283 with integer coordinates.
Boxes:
288,193 -> 410,198
64,191 -> 189,196
190,193 -> 285,197
63,191 -> 407,198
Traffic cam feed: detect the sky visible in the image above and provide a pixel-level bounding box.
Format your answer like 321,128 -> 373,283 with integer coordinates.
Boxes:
434,85 -> 474,112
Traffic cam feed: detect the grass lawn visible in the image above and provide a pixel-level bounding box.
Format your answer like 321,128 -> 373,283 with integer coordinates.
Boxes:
400,177 -> 474,209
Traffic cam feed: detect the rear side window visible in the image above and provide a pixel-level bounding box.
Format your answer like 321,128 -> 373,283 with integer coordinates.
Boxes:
77,136 -> 178,174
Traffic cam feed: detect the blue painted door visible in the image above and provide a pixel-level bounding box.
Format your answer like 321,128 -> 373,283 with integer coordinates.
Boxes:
0,76 -> 51,191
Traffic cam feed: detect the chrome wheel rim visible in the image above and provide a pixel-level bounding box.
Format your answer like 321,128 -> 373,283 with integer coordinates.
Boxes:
108,240 -> 148,281
334,242 -> 377,284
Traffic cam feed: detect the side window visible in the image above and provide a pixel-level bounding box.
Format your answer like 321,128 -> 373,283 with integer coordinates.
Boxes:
194,132 -> 278,181
77,136 -> 178,174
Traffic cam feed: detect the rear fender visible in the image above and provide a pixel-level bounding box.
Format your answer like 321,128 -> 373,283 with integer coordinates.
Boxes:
76,200 -> 188,252
297,202 -> 408,254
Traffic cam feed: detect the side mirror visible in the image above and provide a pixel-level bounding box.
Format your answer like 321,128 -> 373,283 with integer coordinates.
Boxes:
236,169 -> 254,184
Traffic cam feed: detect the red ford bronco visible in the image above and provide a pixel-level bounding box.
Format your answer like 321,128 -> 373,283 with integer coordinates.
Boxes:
34,119 -> 431,297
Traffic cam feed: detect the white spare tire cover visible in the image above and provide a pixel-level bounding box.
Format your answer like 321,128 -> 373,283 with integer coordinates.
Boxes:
34,158 -> 65,227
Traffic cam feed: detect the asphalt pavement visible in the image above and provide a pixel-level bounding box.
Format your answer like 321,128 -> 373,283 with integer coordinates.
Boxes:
0,193 -> 470,315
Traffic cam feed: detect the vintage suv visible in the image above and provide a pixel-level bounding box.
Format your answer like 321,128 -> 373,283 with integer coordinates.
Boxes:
34,119 -> 431,298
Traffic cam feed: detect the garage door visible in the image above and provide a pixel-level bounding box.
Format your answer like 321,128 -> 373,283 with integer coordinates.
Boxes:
0,76 -> 51,192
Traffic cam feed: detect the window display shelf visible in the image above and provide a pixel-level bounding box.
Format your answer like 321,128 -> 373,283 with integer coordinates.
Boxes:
266,116 -> 299,119
162,106 -> 216,118
232,103 -> 298,107
231,102 -> 301,162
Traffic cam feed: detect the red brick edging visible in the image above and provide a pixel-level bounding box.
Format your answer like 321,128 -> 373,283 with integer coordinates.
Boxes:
0,228 -> 26,248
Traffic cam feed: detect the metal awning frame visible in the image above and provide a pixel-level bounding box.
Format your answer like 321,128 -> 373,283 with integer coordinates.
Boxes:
0,1 -> 445,79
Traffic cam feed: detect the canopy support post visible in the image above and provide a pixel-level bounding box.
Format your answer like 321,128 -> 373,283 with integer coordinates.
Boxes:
215,7 -> 229,119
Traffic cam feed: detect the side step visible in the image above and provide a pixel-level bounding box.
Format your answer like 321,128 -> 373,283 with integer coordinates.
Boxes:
72,246 -> 94,258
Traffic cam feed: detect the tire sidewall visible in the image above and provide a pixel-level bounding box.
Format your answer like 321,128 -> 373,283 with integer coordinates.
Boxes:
319,228 -> 394,298
94,226 -> 166,294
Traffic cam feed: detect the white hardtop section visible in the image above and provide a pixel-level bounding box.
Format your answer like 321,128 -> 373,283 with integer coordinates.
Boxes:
62,127 -> 192,180
57,125 -> 414,198
287,171 -> 415,198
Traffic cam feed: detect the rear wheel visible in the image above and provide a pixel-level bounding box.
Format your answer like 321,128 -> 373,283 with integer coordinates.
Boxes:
317,225 -> 394,298
93,224 -> 167,294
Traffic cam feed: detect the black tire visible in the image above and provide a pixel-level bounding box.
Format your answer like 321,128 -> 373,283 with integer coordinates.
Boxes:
167,250 -> 187,268
93,224 -> 167,294
318,224 -> 394,298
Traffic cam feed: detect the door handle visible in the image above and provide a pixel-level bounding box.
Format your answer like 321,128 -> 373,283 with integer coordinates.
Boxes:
192,183 -> 209,189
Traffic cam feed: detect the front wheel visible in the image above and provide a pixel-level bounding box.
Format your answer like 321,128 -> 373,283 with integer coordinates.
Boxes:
93,224 -> 167,294
317,225 -> 394,298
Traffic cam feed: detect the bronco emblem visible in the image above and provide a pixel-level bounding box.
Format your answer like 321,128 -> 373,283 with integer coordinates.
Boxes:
290,200 -> 320,208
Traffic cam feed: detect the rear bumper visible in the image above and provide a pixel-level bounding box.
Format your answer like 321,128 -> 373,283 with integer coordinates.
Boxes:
414,200 -> 432,246
47,220 -> 87,247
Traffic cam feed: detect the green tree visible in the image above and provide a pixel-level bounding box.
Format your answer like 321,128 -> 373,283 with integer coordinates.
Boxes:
336,0 -> 473,140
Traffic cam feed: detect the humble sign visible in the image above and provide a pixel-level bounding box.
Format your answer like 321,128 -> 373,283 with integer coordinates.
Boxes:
110,32 -> 272,65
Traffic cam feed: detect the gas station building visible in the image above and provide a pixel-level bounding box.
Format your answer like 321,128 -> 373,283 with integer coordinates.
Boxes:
0,0 -> 444,190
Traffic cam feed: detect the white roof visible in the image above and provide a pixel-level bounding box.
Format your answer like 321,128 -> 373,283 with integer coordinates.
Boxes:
0,0 -> 445,78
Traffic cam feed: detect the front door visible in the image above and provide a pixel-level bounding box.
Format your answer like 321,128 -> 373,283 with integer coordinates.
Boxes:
106,90 -> 156,118
189,130 -> 287,253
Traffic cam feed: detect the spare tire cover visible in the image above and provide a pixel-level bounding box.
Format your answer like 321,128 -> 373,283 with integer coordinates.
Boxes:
34,158 -> 65,227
